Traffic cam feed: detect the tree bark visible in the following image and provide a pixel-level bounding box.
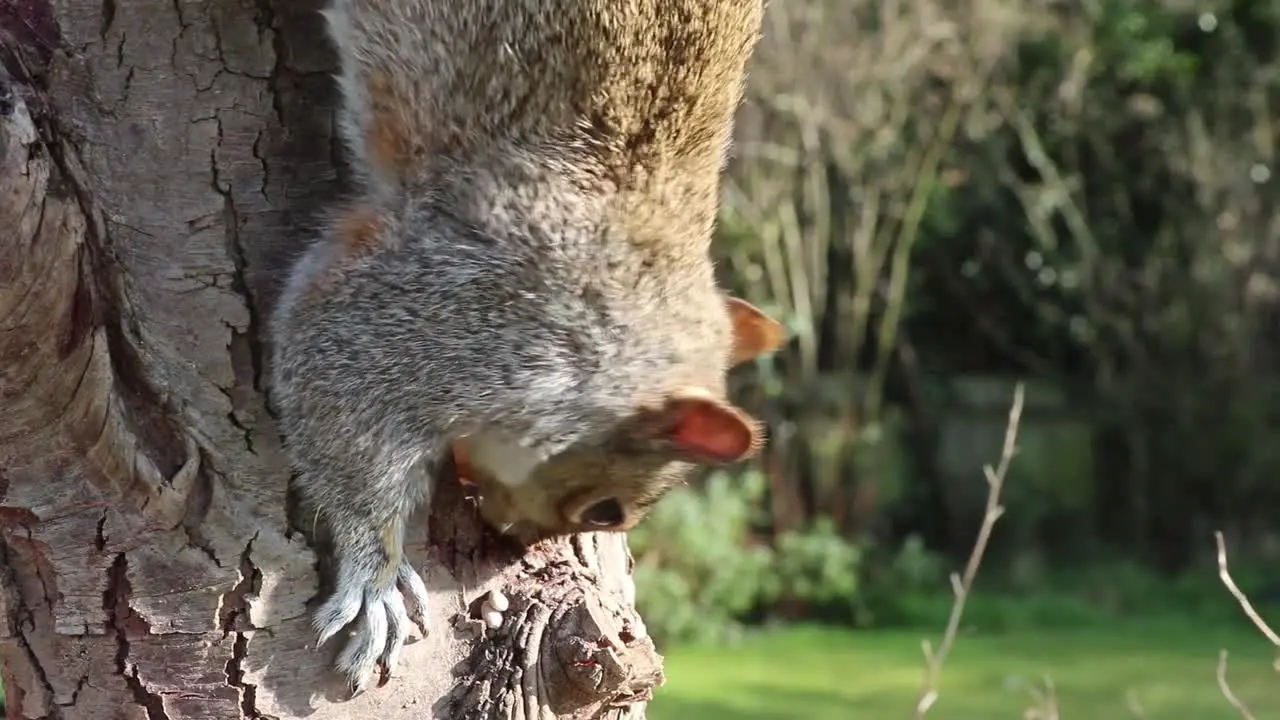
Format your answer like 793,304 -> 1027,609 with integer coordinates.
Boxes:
0,0 -> 662,718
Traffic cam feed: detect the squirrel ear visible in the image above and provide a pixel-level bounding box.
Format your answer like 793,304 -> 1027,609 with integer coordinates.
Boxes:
726,297 -> 786,366
657,394 -> 763,464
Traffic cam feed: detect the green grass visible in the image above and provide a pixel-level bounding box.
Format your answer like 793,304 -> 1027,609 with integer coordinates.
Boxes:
649,620 -> 1278,719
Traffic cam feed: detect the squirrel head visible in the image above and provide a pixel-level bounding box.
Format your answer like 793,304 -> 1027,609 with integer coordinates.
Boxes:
454,296 -> 786,545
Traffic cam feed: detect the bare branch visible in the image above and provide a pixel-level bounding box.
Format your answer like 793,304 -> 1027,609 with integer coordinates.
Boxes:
913,382 -> 1025,718
1215,531 -> 1280,647
1005,674 -> 1059,720
1217,650 -> 1257,720
1023,675 -> 1060,720
1213,531 -> 1279,720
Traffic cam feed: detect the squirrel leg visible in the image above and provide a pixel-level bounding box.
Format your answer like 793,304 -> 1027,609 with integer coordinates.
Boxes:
305,460 -> 432,693
316,516 -> 427,694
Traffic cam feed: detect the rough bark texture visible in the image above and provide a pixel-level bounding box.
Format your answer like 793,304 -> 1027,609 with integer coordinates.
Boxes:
0,0 -> 663,717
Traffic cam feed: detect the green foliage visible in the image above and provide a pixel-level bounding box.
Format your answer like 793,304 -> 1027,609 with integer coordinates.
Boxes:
897,0 -> 1280,567
627,466 -> 1280,642
630,471 -> 868,646
856,550 -> 1280,634
1092,0 -> 1202,86
764,518 -> 862,613
888,534 -> 949,589
629,470 -> 774,647
856,533 -> 950,628
706,0 -> 1280,634
1040,558 -> 1280,629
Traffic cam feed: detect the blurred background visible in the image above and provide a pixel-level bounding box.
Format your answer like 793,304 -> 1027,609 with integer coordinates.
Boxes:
641,0 -> 1280,716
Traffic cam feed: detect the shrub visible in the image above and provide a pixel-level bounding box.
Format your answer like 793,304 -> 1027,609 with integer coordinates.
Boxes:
629,469 -> 775,646
630,469 -> 870,646
764,518 -> 863,620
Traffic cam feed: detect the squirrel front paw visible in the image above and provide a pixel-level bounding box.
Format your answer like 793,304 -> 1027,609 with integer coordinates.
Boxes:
314,558 -> 430,694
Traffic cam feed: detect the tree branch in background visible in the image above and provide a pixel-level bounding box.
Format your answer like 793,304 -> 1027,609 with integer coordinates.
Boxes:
1214,531 -> 1280,720
1020,675 -> 1060,720
1217,650 -> 1256,720
1215,532 -> 1280,647
913,382 -> 1025,718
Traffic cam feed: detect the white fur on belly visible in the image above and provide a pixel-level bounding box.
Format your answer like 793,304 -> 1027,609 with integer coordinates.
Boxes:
465,431 -> 548,488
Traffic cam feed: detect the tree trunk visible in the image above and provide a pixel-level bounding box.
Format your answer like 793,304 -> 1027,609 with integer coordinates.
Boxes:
0,1 -> 662,718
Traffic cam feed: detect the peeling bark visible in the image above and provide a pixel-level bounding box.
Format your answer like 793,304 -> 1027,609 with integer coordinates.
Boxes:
0,0 -> 662,717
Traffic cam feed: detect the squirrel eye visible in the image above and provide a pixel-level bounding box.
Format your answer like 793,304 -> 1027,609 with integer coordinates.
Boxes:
580,498 -> 625,528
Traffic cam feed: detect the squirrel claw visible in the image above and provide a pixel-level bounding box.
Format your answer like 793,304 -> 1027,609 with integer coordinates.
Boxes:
334,589 -> 390,695
326,583 -> 414,694
396,559 -> 430,634
313,579 -> 364,649
316,562 -> 429,693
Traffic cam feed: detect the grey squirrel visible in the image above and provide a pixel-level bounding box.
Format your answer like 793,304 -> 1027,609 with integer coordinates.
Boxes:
269,0 -> 783,694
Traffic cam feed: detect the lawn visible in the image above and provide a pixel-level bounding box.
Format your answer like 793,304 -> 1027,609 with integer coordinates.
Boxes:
649,621 -> 1278,719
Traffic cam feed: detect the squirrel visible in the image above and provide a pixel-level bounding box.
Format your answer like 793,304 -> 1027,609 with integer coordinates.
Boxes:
269,0 -> 784,694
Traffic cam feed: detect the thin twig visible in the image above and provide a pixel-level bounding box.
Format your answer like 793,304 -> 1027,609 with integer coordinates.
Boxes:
1021,675 -> 1060,720
1213,531 -> 1279,719
1215,531 -> 1280,647
1217,650 -> 1257,720
913,383 -> 1025,718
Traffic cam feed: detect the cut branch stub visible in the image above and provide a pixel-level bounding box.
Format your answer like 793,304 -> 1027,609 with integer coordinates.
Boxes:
543,586 -> 664,712
431,471 -> 663,720
443,559 -> 664,720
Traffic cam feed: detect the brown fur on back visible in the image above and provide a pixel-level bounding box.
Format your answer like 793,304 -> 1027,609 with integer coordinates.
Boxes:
333,0 -> 763,188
